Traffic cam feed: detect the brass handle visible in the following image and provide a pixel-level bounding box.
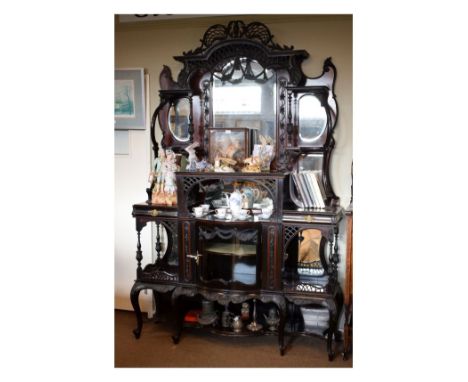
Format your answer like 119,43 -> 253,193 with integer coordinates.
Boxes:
187,251 -> 202,265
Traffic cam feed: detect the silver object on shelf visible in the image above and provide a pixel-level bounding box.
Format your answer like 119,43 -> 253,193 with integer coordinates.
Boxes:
246,299 -> 263,332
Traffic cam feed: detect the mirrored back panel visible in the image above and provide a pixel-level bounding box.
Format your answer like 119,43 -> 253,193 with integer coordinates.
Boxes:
212,58 -> 277,154
298,95 -> 327,144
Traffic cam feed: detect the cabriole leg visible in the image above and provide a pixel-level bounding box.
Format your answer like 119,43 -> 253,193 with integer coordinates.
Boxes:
130,282 -> 145,339
327,316 -> 337,361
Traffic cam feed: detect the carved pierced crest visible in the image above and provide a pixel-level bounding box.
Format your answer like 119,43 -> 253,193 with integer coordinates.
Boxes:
183,21 -> 294,56
173,20 -> 309,87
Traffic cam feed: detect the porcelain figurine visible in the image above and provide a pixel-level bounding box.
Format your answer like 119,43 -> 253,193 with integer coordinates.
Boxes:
195,158 -> 212,171
163,149 -> 177,194
184,142 -> 199,171
151,150 -> 179,206
214,156 -> 236,172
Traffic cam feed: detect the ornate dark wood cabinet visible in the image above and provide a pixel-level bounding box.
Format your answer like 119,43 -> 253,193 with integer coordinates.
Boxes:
130,20 -> 345,361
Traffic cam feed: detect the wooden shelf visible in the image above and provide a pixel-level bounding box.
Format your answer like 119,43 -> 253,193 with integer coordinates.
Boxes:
205,243 -> 257,257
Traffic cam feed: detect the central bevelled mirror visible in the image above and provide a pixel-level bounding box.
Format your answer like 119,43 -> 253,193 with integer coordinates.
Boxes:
212,57 -> 276,152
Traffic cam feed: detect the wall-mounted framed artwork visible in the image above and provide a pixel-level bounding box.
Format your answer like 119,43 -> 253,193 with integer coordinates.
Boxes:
114,68 -> 145,130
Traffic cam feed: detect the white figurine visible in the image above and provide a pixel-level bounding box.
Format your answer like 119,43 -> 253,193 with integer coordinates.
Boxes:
184,142 -> 199,171
162,149 -> 177,195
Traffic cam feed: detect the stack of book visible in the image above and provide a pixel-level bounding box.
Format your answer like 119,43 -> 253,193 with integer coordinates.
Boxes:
291,170 -> 327,209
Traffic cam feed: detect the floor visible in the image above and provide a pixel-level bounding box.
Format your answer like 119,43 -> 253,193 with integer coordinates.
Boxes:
115,310 -> 352,368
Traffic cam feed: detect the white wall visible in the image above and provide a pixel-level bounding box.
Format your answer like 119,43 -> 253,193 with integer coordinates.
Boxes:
114,128 -> 153,312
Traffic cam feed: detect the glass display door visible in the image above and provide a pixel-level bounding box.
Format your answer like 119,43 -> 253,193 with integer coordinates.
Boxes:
197,222 -> 261,290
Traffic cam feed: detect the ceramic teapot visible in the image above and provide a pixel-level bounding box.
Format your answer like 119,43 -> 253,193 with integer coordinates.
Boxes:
226,189 -> 242,210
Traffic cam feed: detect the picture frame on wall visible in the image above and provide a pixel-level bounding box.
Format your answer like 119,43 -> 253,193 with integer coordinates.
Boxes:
114,68 -> 145,130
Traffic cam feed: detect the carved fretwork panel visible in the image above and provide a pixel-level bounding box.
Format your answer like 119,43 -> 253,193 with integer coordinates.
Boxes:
277,77 -> 289,170
262,223 -> 282,290
284,226 -> 301,249
140,266 -> 178,283
174,21 -> 308,88
179,220 -> 194,283
187,21 -> 295,55
183,176 -> 203,193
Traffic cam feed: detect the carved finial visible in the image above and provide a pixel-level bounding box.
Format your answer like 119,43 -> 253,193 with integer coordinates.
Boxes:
323,57 -> 336,73
159,65 -> 179,90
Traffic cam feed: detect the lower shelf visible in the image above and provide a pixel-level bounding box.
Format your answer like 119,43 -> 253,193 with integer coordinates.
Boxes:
210,327 -> 267,337
183,322 -> 279,337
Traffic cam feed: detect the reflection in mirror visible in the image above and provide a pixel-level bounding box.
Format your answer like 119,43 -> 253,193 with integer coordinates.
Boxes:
212,58 -> 276,154
168,98 -> 190,142
298,95 -> 327,142
299,153 -> 324,172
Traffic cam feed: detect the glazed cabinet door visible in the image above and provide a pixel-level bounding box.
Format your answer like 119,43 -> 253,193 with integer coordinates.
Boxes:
196,221 -> 262,290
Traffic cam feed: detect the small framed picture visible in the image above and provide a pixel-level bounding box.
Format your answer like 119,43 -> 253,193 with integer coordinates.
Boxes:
208,128 -> 249,166
115,68 -> 145,130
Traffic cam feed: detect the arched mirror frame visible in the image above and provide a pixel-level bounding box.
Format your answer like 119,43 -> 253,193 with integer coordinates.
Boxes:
293,88 -> 330,147
152,20 -> 339,198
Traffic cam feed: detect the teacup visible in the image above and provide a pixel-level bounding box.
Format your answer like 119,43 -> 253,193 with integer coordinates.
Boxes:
238,209 -> 249,220
201,204 -> 210,213
261,207 -> 273,219
193,206 -> 204,217
215,208 -> 227,219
